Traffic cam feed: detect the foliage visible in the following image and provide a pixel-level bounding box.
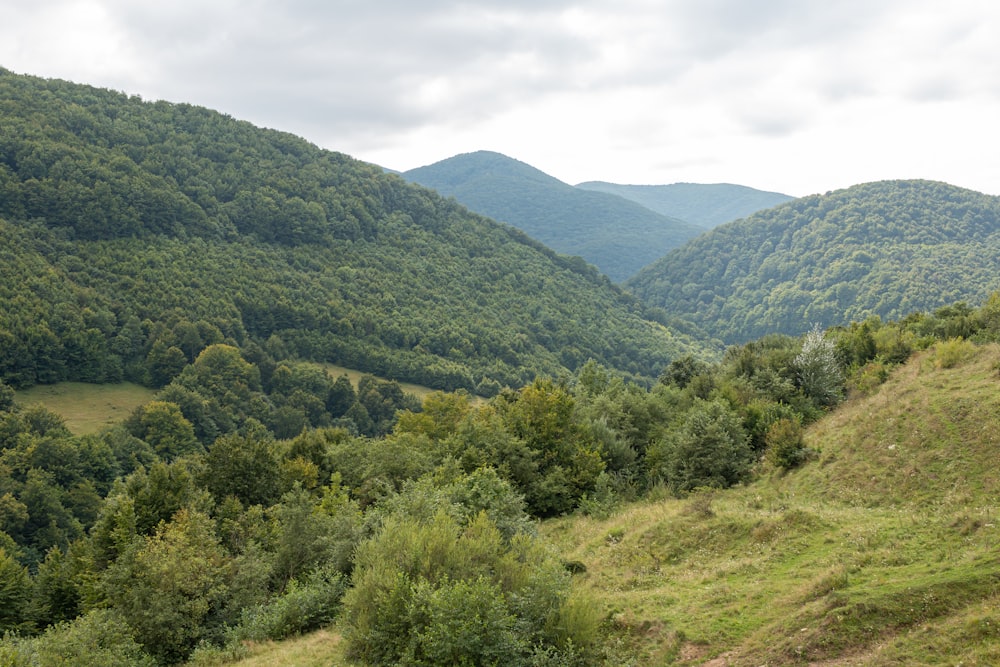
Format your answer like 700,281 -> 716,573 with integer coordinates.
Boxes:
0,609 -> 156,667
233,565 -> 347,642
794,325 -> 843,407
646,399 -> 753,493
629,179 -> 1000,343
0,70 -> 709,399
403,150 -> 704,282
342,510 -> 598,666
101,508 -> 235,664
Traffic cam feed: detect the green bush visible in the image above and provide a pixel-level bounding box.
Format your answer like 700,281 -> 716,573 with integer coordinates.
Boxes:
932,337 -> 978,369
342,510 -> 599,666
234,565 -> 347,642
0,609 -> 156,667
764,418 -> 808,470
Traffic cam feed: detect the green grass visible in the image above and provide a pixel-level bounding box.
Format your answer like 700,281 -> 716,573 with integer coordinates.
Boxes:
14,381 -> 157,435
321,363 -> 485,405
188,343 -> 1000,665
539,344 -> 1000,665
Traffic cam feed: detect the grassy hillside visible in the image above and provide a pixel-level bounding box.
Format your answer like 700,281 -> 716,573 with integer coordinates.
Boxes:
627,180 -> 1000,343
542,342 -> 1000,665
403,151 -> 704,282
0,69 -> 712,396
575,181 -> 793,229
13,382 -> 156,435
182,342 -> 1000,666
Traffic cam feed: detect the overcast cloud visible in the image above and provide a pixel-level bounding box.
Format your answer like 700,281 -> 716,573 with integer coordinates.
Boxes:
2,0 -> 998,196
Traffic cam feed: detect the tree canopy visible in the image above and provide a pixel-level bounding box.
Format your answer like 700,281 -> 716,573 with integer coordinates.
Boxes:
628,180 -> 1000,343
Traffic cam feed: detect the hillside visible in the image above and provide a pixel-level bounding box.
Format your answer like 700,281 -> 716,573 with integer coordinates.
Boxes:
0,68 -> 712,396
543,342 -> 1000,665
575,181 -> 793,229
402,151 -> 704,282
627,180 -> 1000,343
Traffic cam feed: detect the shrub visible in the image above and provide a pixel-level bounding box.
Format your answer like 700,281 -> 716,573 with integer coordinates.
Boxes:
342,511 -> 598,666
234,565 -> 347,642
764,418 -> 808,470
932,337 -> 978,369
0,609 -> 156,667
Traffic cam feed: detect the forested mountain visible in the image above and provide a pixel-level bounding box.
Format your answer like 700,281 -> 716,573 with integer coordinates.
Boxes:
627,180 -> 1000,343
402,151 -> 703,282
575,180 -> 793,228
0,68 -> 712,400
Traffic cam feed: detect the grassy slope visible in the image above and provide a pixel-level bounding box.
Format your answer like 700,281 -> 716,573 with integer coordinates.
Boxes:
213,345 -> 1000,666
13,366 -> 459,438
14,382 -> 157,435
542,343 -> 1000,665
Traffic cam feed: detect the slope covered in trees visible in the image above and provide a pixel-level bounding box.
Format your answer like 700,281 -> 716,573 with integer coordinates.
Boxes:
627,180 -> 1000,343
402,151 -> 703,282
0,68 -> 711,398
575,180 -> 793,228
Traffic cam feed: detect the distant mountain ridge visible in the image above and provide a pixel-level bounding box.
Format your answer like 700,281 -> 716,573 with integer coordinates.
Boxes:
627,179 -> 1000,343
575,181 -> 794,228
403,151 -> 704,282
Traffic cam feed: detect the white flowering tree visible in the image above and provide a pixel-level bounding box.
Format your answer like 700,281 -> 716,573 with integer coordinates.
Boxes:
795,325 -> 844,407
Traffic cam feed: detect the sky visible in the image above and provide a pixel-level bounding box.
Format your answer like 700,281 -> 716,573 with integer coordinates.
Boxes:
2,0 -> 999,198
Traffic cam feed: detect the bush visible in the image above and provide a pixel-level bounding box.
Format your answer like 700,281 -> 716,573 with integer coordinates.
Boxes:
764,418 -> 809,470
342,511 -> 598,666
0,609 -> 156,667
234,565 -> 347,642
932,337 -> 978,369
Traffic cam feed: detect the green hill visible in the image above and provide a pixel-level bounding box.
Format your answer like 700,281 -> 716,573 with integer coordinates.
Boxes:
403,151 -> 704,282
627,180 -> 1000,343
543,342 -> 1000,665
575,181 -> 793,229
0,68 -> 712,396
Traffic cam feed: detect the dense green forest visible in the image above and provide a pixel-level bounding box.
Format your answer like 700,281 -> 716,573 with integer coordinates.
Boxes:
403,151 -> 704,282
0,68 -> 711,401
3,278 -> 999,664
627,180 -> 1000,343
574,181 -> 793,229
8,66 -> 1000,665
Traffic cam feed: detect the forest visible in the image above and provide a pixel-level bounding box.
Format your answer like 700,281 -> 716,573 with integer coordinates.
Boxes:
0,68 -> 709,401
403,151 -> 703,283
2,290 -> 999,664
628,179 -> 1000,343
5,67 -> 1000,665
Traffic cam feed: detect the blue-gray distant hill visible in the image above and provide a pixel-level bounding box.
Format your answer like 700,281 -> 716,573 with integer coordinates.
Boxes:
627,179 -> 1000,343
402,151 -> 703,283
575,181 -> 793,229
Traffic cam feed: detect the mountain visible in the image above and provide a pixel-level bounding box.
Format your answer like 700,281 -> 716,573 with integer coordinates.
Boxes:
402,151 -> 704,282
575,180 -> 794,228
0,68 -> 712,395
627,179 -> 1000,343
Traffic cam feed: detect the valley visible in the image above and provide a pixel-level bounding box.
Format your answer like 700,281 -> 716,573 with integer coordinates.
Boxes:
2,67 -> 1000,666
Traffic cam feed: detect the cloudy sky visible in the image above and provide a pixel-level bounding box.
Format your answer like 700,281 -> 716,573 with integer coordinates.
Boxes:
2,0 -> 998,197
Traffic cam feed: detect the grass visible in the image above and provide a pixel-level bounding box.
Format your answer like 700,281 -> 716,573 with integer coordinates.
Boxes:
321,363 -> 485,405
538,344 -> 1000,665
185,343 -> 1000,665
14,381 -> 157,435
12,364 -> 470,439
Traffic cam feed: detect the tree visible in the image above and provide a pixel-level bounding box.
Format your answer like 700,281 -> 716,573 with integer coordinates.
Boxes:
103,508 -> 234,664
649,399 -> 753,493
0,546 -> 31,633
126,400 -> 200,460
201,427 -> 281,507
795,325 -> 844,407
